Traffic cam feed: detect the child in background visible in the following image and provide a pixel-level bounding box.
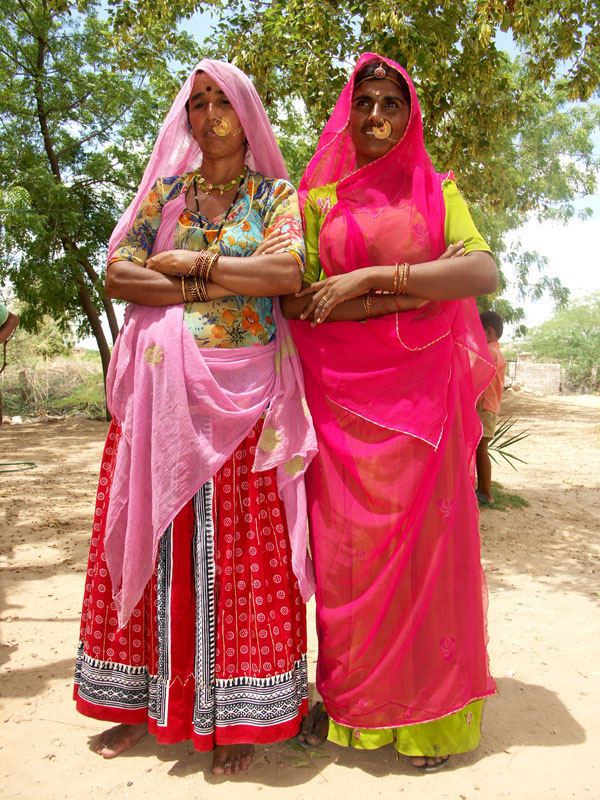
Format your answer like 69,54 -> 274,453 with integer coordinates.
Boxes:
0,302 -> 19,346
476,311 -> 506,504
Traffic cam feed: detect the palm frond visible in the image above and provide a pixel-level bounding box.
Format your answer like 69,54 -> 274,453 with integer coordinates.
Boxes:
488,416 -> 530,470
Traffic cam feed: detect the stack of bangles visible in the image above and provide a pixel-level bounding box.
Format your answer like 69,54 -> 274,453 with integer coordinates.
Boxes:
181,249 -> 220,303
362,261 -> 410,319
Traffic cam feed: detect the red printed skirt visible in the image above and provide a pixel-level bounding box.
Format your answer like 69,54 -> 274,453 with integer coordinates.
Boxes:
74,419 -> 308,750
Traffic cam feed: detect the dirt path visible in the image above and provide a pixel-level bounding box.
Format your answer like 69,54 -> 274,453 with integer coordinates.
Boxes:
1,392 -> 599,800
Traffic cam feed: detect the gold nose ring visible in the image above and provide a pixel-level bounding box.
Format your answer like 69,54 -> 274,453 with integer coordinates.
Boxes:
213,118 -> 232,136
372,120 -> 392,139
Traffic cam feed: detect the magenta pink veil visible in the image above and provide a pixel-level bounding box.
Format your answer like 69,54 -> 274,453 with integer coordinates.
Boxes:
289,53 -> 496,729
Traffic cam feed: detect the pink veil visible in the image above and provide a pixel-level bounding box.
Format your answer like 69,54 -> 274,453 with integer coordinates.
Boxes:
299,51 -> 445,263
289,54 -> 496,729
108,58 -> 288,261
102,60 -> 316,627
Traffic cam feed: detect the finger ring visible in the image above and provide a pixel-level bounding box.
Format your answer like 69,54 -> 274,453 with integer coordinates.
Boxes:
321,296 -> 328,304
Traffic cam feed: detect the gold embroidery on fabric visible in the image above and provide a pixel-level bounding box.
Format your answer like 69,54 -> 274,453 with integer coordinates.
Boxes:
143,344 -> 164,365
259,427 -> 282,453
301,397 -> 310,417
274,352 -> 281,373
394,314 -> 450,351
286,335 -> 298,357
284,455 -> 304,476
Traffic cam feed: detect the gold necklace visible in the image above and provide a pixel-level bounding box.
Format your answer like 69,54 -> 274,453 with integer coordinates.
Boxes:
194,167 -> 246,196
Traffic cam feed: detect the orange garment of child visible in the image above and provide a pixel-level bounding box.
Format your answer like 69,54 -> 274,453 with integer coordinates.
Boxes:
479,341 -> 506,413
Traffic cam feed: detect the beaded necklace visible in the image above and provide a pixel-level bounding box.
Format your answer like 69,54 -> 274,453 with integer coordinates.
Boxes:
194,168 -> 246,196
193,170 -> 247,247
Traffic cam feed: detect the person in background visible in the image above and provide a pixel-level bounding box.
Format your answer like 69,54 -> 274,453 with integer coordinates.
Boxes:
0,302 -> 19,345
476,310 -> 506,504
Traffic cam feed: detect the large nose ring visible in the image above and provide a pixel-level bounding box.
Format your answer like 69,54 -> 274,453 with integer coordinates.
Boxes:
213,117 -> 243,137
372,120 -> 392,140
213,117 -> 232,136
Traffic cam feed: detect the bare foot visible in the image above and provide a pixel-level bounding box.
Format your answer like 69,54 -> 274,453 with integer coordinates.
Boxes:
92,722 -> 148,759
411,755 -> 449,772
211,743 -> 255,776
296,701 -> 329,747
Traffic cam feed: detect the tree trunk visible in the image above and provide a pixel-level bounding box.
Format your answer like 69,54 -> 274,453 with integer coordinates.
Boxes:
103,295 -> 121,343
76,279 -> 112,421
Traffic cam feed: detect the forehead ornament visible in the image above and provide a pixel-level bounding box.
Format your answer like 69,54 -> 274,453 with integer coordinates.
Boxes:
354,63 -> 408,95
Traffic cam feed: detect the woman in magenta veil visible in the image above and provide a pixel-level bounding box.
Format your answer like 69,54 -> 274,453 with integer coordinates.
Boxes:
283,54 -> 498,770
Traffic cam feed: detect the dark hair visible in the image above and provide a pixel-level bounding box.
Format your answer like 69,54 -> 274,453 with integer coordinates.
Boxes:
353,59 -> 411,108
479,310 -> 503,339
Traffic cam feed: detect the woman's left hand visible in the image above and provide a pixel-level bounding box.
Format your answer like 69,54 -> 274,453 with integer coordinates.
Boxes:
297,270 -> 371,324
250,231 -> 292,257
146,250 -> 196,275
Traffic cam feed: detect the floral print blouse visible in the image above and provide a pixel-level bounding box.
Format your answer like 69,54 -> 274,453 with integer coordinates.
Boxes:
110,170 -> 305,348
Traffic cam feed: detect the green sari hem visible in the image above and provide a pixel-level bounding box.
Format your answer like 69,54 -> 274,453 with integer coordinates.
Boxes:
327,700 -> 483,756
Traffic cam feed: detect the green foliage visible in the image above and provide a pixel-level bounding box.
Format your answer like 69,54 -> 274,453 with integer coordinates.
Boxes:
1,0 -> 599,362
0,0 -> 194,383
271,99 -> 320,188
1,312 -> 74,366
515,292 -> 600,392
1,346 -> 106,418
0,313 -> 106,417
480,480 -> 530,511
197,0 -> 599,311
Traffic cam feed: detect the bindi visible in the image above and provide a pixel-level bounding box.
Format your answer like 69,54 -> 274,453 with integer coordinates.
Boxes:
205,85 -> 212,92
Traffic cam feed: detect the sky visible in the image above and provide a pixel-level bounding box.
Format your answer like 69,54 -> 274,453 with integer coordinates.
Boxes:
79,10 -> 599,347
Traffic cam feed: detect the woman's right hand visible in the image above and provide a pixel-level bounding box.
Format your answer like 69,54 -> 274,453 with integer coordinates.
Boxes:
440,241 -> 465,259
250,231 -> 292,257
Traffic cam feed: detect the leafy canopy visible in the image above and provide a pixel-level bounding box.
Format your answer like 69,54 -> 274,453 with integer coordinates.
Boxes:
0,0 -> 194,383
107,0 -> 600,322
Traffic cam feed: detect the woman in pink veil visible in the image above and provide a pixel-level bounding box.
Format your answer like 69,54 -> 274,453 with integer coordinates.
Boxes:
283,54 -> 498,770
73,59 -> 317,775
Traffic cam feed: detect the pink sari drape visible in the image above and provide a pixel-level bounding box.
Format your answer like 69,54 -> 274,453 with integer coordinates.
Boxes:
102,60 -> 317,628
290,53 -> 496,728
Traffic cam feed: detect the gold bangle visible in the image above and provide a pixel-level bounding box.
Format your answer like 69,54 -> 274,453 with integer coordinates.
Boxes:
366,289 -> 375,318
188,253 -> 202,276
181,275 -> 187,303
197,250 -> 211,278
362,293 -> 369,319
398,262 -> 410,295
209,251 -> 220,282
392,262 -> 400,295
202,250 -> 219,283
195,276 -> 210,303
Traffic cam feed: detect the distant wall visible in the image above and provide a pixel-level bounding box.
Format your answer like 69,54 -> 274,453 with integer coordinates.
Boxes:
507,360 -> 561,395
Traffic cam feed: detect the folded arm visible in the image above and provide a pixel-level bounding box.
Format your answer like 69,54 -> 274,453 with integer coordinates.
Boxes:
281,244 -> 496,325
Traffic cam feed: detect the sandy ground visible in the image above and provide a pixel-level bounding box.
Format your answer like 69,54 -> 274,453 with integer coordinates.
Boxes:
1,391 -> 599,800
